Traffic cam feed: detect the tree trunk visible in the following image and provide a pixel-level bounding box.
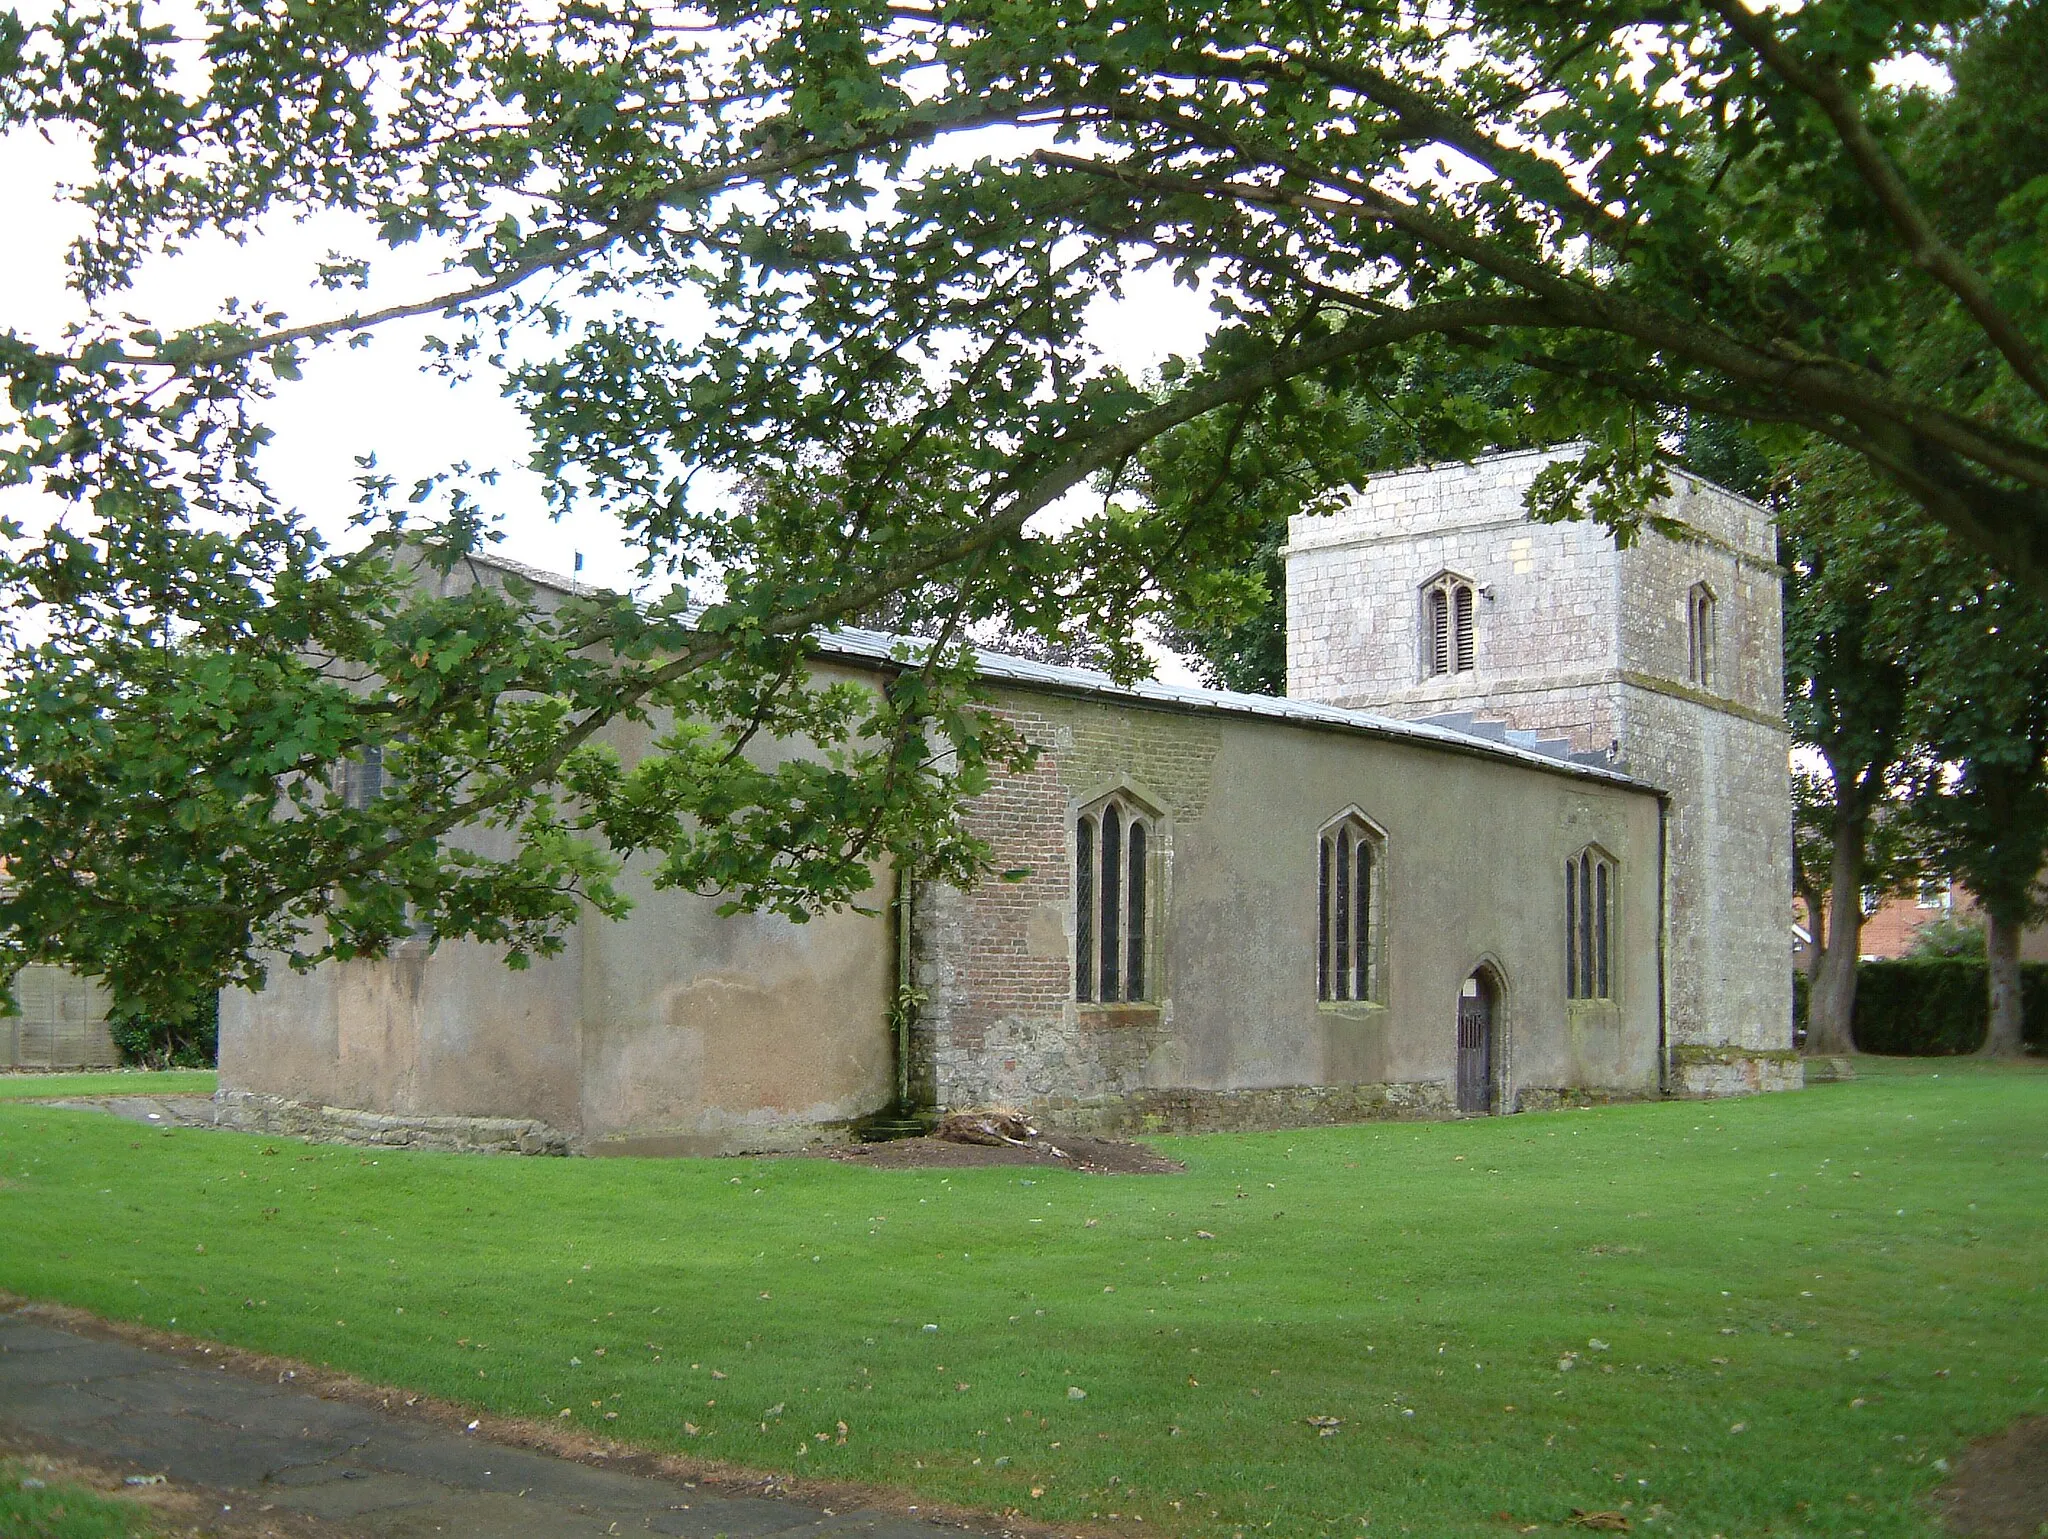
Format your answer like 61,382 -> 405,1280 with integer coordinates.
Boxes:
1980,910 -> 2025,1057
1804,822 -> 1868,1056
1796,875 -> 1827,978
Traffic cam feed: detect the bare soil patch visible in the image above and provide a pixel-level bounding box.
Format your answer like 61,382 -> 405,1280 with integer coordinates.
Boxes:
830,1131 -> 1182,1175
1934,1415 -> 2048,1538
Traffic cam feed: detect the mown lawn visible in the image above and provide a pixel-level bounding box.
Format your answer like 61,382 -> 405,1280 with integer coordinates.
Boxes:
0,1460 -> 156,1538
0,1070 -> 217,1102
3,1060 -> 2043,1539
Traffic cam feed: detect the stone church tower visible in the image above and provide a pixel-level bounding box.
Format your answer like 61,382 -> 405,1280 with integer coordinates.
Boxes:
1284,447 -> 1798,1094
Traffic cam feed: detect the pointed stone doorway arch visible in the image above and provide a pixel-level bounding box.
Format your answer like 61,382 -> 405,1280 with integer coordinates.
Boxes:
1456,965 -> 1504,1114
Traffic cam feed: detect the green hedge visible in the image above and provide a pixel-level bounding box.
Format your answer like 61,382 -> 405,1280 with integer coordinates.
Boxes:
1819,959 -> 2048,1056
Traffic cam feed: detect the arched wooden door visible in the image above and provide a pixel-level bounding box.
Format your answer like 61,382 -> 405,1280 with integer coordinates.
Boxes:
1455,969 -> 1499,1114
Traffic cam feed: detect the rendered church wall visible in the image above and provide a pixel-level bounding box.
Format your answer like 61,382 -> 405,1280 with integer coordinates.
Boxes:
573,725 -> 893,1156
914,686 -> 1665,1132
218,661 -> 897,1156
218,809 -> 587,1147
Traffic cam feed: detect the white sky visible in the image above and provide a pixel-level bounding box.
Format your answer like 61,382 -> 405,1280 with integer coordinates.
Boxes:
0,122 -> 1218,609
5,23 -> 1941,687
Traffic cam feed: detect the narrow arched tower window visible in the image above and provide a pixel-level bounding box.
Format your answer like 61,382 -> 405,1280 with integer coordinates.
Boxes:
1565,846 -> 1615,1000
1075,794 -> 1154,1003
1317,814 -> 1384,1002
1423,574 -> 1477,678
1687,583 -> 1716,688
340,745 -> 385,809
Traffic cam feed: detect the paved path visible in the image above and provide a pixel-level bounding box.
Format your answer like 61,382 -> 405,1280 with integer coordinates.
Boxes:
0,1309 -> 967,1538
32,1094 -> 221,1128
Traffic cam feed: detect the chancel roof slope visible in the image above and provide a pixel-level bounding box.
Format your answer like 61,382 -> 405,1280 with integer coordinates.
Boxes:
456,548 -> 1658,796
810,625 -> 1654,793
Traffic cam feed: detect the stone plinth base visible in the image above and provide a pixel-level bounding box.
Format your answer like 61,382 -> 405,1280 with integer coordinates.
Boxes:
1513,1085 -> 1659,1114
1667,1047 -> 1804,1097
215,1090 -> 571,1155
1025,1081 -> 1457,1136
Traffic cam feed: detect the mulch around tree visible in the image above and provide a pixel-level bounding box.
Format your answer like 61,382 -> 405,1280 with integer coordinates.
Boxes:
1932,1414 -> 2048,1538
829,1132 -> 1183,1175
28,1095 -> 1183,1174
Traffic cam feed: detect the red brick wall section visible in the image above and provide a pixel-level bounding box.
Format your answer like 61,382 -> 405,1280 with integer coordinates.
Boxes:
911,696 -> 1221,1111
931,709 -> 1073,1055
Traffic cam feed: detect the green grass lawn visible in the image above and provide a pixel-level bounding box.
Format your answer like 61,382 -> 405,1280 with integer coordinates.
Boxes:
3,1060 -> 2043,1539
0,1462 -> 156,1539
0,1070 -> 216,1101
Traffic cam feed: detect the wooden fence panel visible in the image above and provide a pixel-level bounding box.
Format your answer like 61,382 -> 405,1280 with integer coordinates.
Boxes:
5,966 -> 117,1069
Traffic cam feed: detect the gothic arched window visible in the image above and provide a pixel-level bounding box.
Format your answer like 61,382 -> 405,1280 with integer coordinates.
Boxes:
1423,573 -> 1477,678
1565,846 -> 1615,1000
1687,582 -> 1717,687
1075,794 -> 1154,1003
1317,814 -> 1384,1003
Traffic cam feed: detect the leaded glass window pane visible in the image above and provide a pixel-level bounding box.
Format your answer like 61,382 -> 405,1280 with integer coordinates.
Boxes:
1565,856 -> 1579,998
1317,836 -> 1331,999
1354,843 -> 1372,1000
1334,829 -> 1352,999
1126,820 -> 1147,1000
1100,804 -> 1122,1002
1075,814 -> 1095,1002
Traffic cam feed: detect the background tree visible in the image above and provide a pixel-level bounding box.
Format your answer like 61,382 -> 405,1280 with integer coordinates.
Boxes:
3,0 -> 2047,1014
1899,553 -> 2048,1055
1779,449 -> 1932,1054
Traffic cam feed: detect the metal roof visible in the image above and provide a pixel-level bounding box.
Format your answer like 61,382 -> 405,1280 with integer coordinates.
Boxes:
810,626 -> 1657,794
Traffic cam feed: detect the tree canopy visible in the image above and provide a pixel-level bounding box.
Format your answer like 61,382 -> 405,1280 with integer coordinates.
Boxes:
3,0 -> 2046,1012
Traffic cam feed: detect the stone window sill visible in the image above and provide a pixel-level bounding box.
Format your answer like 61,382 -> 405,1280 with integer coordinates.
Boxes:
1076,1003 -> 1162,1028
1318,1000 -> 1387,1021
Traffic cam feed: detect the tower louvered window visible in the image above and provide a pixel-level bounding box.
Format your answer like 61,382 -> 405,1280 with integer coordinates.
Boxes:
1424,575 -> 1477,677
1565,847 -> 1614,1000
1317,816 -> 1382,1002
1075,796 -> 1152,1003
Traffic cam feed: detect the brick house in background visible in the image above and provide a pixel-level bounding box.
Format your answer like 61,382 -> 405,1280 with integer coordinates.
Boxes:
1794,878 -> 2048,967
1857,879 -> 1973,960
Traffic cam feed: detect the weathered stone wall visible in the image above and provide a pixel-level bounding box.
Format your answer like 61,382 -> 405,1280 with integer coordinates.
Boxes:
914,697 -> 1221,1115
1618,688 -> 1795,1052
1615,471 -> 1783,723
1612,480 -> 1794,1062
1286,446 -> 1622,752
1049,1080 -> 1456,1136
1666,1046 -> 1803,1097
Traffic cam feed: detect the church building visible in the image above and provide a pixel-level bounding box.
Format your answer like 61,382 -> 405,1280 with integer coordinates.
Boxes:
217,448 -> 1799,1155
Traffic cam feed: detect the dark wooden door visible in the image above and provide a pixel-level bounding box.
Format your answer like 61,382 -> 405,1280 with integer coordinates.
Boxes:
1456,974 -> 1495,1114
